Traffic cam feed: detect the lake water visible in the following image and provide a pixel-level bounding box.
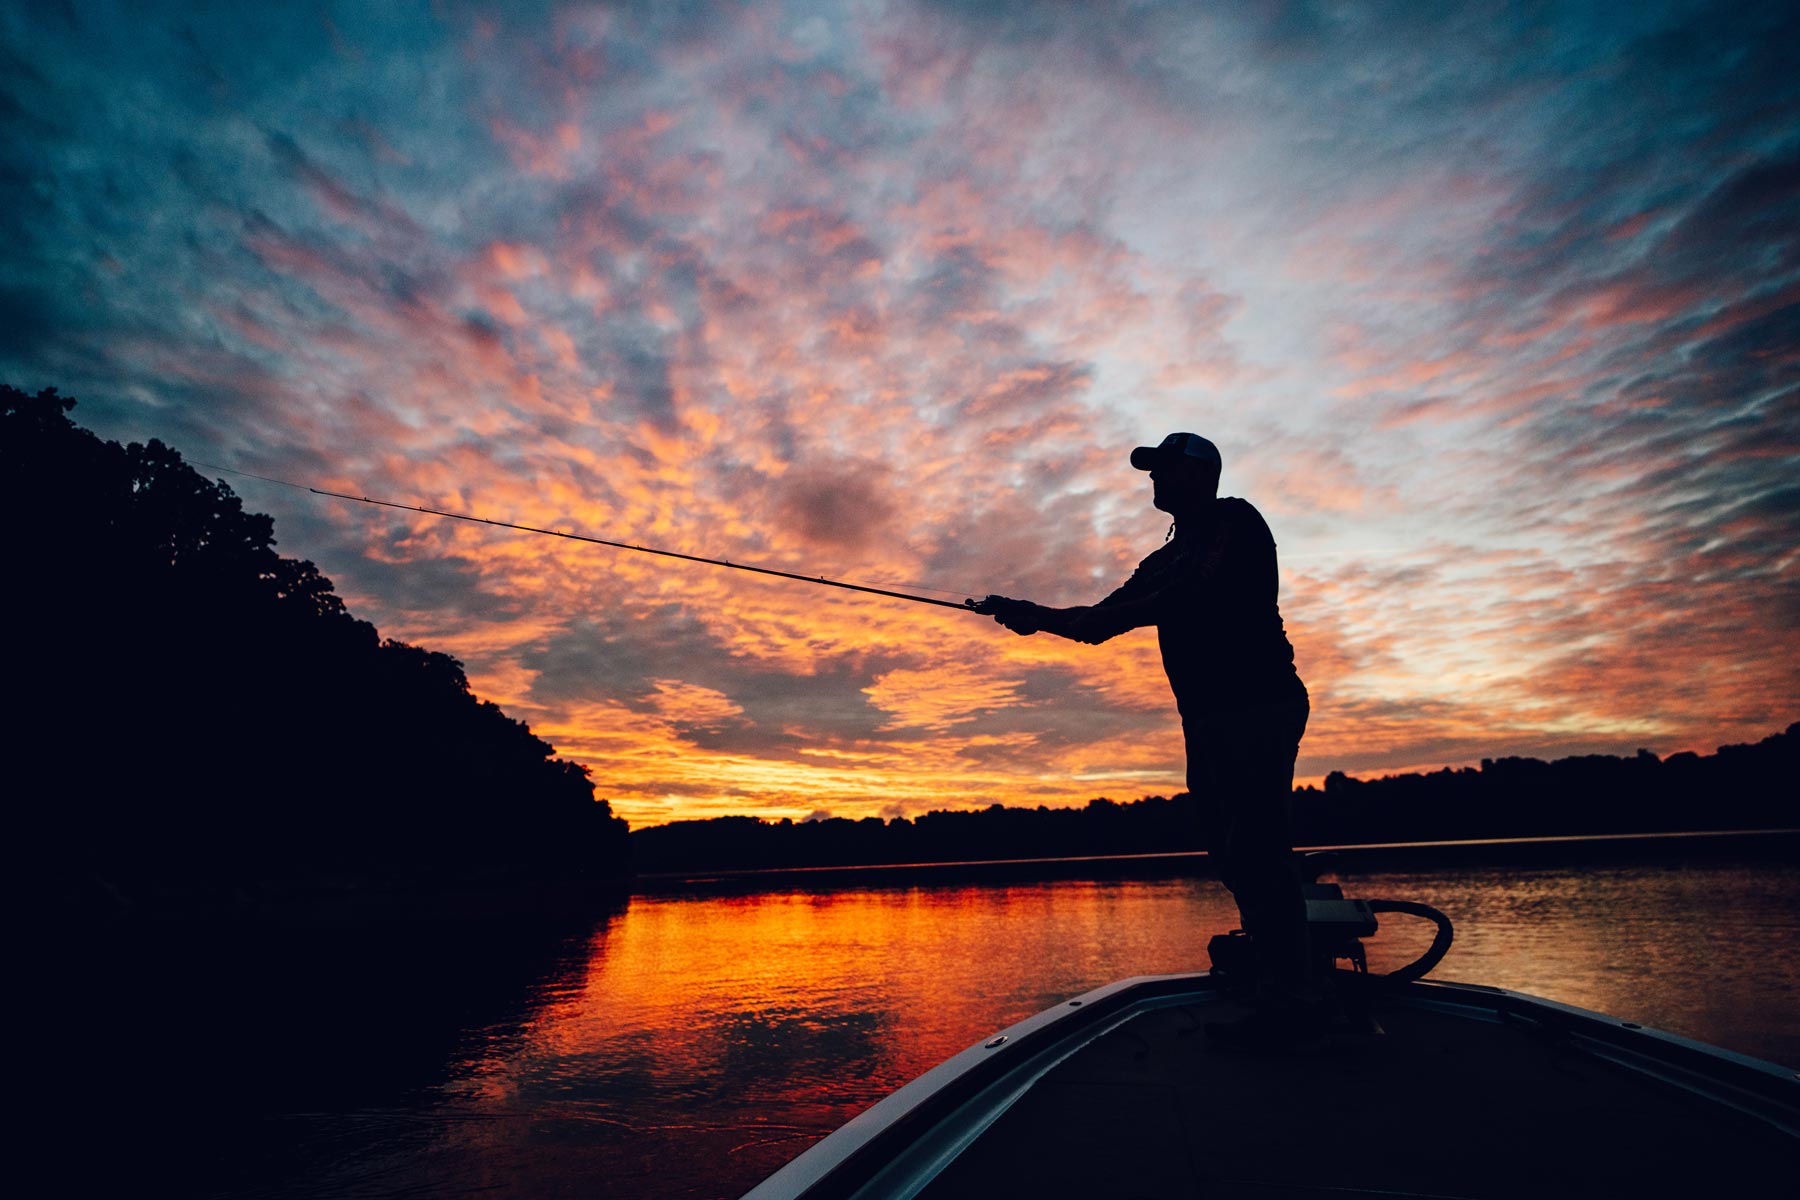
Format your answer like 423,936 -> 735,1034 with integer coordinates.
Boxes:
74,852 -> 1799,1198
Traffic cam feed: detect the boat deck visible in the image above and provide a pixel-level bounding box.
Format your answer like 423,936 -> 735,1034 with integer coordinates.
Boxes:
916,992 -> 1795,1197
745,973 -> 1798,1200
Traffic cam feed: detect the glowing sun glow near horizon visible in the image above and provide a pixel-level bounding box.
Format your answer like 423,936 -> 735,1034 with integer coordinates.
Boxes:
5,2 -> 1795,826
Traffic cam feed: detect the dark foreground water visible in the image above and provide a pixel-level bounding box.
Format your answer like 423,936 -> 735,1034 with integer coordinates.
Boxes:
65,852 -> 1800,1199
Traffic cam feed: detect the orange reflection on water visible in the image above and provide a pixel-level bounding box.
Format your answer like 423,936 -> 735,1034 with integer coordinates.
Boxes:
477,865 -> 1800,1158
449,876 -> 1238,1191
238,861 -> 1797,1200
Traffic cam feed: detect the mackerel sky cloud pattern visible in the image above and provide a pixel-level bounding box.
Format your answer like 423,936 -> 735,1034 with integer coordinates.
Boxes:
4,2 -> 1795,824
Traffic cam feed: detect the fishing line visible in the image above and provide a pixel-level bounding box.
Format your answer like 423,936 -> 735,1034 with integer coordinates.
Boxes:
190,459 -> 981,611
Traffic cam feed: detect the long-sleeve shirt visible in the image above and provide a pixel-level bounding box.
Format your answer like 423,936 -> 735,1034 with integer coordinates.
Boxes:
1088,497 -> 1304,717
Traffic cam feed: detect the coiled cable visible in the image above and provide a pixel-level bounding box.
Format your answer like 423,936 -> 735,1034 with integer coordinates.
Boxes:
1365,899 -> 1454,982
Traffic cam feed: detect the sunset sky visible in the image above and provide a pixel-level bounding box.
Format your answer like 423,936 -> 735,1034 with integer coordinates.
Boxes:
4,2 -> 1795,826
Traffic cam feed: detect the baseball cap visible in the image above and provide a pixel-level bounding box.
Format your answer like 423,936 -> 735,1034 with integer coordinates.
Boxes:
1130,432 -> 1221,474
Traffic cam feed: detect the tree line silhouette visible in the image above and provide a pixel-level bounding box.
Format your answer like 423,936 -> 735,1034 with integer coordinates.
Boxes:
5,385 -> 628,916
633,725 -> 1797,874
18,382 -> 1790,901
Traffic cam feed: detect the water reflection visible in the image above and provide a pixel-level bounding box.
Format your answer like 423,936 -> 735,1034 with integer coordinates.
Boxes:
1333,859 -> 1800,1065
60,859 -> 1799,1200
425,882 -> 1243,1195
57,910 -> 611,1198
465,865 -> 1794,1198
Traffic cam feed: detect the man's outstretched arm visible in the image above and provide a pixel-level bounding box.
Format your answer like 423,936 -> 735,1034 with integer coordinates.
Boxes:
978,509 -> 1237,642
969,594 -> 1161,644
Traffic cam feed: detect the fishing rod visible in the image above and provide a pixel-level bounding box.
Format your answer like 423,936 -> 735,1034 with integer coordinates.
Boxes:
310,486 -> 979,611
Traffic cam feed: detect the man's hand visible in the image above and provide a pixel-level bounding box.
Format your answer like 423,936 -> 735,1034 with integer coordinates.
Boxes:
968,594 -> 1042,635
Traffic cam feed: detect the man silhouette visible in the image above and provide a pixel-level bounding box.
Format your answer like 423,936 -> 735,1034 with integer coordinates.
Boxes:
972,433 -> 1313,1036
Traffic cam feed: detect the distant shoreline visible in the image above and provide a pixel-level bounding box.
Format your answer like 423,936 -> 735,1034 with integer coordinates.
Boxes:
631,827 -> 1800,895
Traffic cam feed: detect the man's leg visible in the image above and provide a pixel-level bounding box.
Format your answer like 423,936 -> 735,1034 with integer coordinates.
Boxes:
1189,695 -> 1311,992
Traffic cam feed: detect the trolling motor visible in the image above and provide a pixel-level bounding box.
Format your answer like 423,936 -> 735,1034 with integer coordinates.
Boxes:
1207,852 -> 1455,984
